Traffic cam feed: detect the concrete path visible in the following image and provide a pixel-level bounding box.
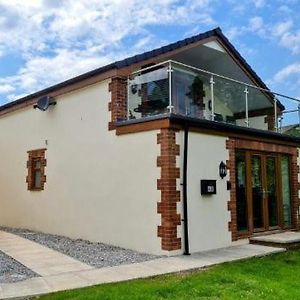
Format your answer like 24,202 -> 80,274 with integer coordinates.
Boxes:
0,239 -> 285,299
0,231 -> 93,276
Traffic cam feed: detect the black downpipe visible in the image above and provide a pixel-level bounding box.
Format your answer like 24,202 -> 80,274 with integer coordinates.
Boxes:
183,125 -> 190,255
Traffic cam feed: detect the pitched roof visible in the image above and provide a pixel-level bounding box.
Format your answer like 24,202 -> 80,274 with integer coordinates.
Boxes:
0,27 -> 284,112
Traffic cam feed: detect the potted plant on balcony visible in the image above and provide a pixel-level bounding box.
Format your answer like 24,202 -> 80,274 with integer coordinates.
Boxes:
186,76 -> 206,117
187,76 -> 206,106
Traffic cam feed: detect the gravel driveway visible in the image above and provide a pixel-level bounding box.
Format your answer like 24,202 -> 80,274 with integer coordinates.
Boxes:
1,227 -> 161,268
0,251 -> 37,284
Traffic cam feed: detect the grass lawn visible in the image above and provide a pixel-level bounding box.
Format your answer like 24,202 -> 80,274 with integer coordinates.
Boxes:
40,250 -> 300,300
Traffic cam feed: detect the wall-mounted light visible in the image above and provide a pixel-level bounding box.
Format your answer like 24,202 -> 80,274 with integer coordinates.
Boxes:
131,84 -> 138,94
219,161 -> 227,179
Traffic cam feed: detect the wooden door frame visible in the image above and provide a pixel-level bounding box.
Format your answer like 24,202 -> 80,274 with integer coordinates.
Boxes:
250,153 -> 282,233
239,150 -> 293,237
226,138 -> 299,241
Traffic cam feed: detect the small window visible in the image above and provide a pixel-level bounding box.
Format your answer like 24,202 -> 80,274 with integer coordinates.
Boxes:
32,158 -> 42,189
27,149 -> 46,191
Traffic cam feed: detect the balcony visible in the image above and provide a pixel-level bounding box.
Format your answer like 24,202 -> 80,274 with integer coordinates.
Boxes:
127,60 -> 300,135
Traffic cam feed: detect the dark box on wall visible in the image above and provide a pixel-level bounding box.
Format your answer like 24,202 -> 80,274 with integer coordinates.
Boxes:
201,180 -> 216,195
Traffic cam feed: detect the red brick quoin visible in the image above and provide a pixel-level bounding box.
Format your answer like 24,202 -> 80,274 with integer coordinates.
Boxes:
226,139 -> 238,241
157,128 -> 181,251
108,76 -> 127,130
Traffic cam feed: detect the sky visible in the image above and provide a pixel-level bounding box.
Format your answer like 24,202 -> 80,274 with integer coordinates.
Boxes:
0,0 -> 300,125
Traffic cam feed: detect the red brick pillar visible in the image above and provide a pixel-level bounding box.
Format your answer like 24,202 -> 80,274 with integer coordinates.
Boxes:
157,128 -> 182,251
108,76 -> 127,130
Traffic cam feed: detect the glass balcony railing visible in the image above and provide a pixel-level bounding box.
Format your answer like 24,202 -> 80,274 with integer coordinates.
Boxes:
127,60 -> 300,135
128,66 -> 170,119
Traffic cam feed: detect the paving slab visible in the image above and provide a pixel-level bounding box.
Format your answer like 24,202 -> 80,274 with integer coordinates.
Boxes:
0,277 -> 51,299
0,231 -> 93,277
250,231 -> 300,244
42,273 -> 93,293
0,240 -> 285,299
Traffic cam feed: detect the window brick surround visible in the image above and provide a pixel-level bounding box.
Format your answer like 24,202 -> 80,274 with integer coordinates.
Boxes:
157,128 -> 182,251
26,149 -> 47,191
226,138 -> 300,241
108,76 -> 127,130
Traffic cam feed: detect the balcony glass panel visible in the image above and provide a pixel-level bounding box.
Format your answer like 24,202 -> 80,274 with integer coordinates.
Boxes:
248,87 -> 273,111
171,65 -> 211,119
214,76 -> 246,126
128,67 -> 169,119
246,87 -> 274,130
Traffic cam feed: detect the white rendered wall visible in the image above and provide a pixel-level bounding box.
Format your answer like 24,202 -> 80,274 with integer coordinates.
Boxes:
185,131 -> 232,253
0,80 -> 163,255
236,115 -> 267,130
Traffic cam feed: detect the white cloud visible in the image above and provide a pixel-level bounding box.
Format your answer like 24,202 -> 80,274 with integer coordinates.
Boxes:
278,30 -> 300,54
0,48 -> 114,97
267,62 -> 300,107
0,0 -> 215,54
0,83 -> 14,94
278,5 -> 293,14
0,0 -> 215,103
273,20 -> 293,37
274,62 -> 300,82
224,17 -> 266,42
249,16 -> 266,36
251,0 -> 265,8
232,16 -> 300,55
224,27 -> 240,40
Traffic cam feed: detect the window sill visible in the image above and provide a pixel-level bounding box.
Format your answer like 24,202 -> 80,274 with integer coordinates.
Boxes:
28,188 -> 43,192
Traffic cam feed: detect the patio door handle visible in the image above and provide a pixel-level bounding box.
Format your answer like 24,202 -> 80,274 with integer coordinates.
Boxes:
262,189 -> 270,198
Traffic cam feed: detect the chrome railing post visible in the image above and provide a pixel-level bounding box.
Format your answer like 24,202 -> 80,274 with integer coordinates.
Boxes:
210,75 -> 215,121
279,116 -> 283,133
244,86 -> 249,127
298,103 -> 300,129
274,97 -> 278,132
167,62 -> 174,113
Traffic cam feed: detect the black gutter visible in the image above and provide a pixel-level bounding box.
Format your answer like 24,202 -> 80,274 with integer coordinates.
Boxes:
168,114 -> 300,145
183,125 -> 190,255
116,113 -> 300,145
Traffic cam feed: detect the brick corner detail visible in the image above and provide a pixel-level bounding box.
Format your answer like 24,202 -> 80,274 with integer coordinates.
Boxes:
108,76 -> 127,131
157,128 -> 181,251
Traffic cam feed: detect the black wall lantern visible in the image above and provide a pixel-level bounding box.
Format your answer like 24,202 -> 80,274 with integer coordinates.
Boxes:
219,161 -> 227,179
